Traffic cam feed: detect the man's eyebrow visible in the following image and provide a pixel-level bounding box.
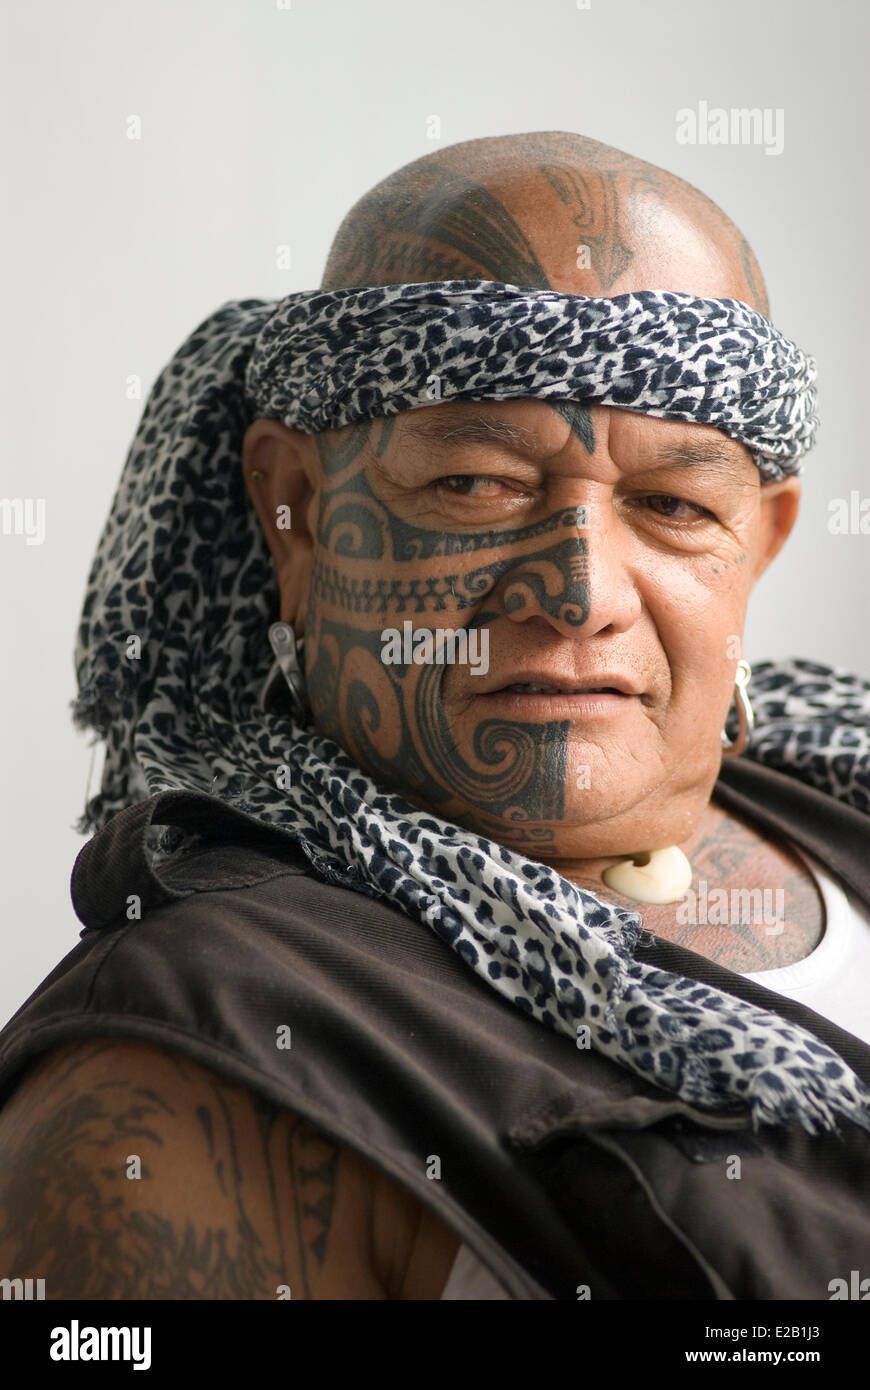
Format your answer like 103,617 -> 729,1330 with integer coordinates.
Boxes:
398,410 -> 755,479
400,414 -> 537,450
644,439 -> 757,480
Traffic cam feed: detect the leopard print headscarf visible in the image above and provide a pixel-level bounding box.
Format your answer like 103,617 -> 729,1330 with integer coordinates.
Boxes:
73,281 -> 870,1140
248,279 -> 817,479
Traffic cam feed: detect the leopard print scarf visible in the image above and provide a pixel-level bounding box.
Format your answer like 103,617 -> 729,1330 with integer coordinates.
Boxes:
72,282 -> 870,1139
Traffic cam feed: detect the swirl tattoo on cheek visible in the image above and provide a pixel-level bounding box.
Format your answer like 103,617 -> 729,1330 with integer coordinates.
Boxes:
304,409 -> 593,837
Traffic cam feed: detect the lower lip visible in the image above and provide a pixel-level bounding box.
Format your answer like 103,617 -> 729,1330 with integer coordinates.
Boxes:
476,690 -> 637,718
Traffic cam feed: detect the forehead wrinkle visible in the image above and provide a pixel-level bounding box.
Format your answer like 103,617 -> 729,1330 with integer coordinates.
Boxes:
396,405 -> 756,484
399,409 -> 540,451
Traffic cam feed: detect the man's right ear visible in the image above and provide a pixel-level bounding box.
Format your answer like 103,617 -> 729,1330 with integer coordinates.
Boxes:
241,418 -> 320,629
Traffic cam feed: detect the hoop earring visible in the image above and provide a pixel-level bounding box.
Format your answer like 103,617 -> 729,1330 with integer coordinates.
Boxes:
721,659 -> 754,757
260,621 -> 310,718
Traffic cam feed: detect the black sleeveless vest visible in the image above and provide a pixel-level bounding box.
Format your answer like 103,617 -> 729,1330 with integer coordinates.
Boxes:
1,755 -> 869,1300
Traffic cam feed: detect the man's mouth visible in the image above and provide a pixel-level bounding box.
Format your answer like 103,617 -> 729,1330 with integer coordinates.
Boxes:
503,683 -> 626,695
481,671 -> 643,697
466,671 -> 645,717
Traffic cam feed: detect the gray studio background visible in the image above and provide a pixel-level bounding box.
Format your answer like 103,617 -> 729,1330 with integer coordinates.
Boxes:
1,0 -> 867,1024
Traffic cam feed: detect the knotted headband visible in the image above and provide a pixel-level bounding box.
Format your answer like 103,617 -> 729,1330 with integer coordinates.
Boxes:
72,280 -> 870,1142
245,279 -> 818,480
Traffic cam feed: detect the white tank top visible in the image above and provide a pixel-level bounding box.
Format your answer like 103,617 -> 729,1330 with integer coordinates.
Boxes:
439,843 -> 870,1299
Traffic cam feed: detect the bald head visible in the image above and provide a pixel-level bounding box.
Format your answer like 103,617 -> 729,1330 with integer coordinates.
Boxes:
321,130 -> 769,315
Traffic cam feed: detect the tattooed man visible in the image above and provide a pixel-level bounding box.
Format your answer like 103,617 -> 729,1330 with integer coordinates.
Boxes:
1,133 -> 868,1302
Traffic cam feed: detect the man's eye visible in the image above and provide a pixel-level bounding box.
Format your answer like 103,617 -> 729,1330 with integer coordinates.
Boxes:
429,480 -> 715,518
641,494 -> 715,521
434,474 -> 507,497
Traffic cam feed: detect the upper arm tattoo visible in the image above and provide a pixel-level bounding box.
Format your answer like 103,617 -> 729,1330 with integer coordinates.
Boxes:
0,1041 -> 381,1300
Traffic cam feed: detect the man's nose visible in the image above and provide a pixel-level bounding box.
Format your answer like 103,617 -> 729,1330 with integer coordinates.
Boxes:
496,505 -> 641,639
